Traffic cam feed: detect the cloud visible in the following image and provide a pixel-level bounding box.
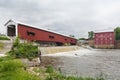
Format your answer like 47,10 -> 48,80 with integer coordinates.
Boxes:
0,0 -> 120,38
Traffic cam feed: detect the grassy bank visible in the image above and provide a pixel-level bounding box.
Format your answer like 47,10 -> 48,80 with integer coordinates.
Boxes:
0,56 -> 40,80
0,36 -> 10,40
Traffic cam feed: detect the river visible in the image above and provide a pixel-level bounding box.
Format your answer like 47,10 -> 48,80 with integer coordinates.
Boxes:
42,47 -> 120,80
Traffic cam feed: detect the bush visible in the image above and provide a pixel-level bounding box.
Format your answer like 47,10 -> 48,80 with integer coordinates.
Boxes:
0,36 -> 10,40
7,37 -> 38,60
46,66 -> 54,73
13,36 -> 20,47
0,59 -> 40,80
0,60 -> 24,72
0,56 -> 14,62
9,43 -> 38,58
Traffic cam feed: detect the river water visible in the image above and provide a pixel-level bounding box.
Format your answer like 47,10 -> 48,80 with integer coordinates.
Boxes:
42,47 -> 120,80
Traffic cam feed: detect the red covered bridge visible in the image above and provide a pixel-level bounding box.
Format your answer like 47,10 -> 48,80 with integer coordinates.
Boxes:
5,20 -> 77,46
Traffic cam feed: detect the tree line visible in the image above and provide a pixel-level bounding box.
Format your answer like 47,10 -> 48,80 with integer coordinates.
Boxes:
69,27 -> 120,40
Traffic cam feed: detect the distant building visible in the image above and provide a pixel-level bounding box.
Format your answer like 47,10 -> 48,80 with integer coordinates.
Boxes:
77,40 -> 88,46
94,32 -> 115,48
5,20 -> 77,46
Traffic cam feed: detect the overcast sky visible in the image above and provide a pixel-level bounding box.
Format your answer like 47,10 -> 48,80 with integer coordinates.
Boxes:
0,0 -> 120,38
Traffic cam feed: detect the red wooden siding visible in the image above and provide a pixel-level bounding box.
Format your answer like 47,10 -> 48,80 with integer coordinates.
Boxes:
17,24 -> 77,45
94,32 -> 115,45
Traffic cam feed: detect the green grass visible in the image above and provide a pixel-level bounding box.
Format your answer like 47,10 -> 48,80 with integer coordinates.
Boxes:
0,57 -> 40,80
0,36 -> 10,40
0,42 -> 4,50
0,60 -> 23,72
0,56 -> 14,61
45,71 -> 104,80
46,66 -> 54,73
0,69 -> 40,80
32,66 -> 105,80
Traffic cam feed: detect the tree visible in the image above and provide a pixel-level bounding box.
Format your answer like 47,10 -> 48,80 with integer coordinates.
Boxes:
88,31 -> 94,39
69,35 -> 75,38
78,38 -> 86,40
114,27 -> 120,40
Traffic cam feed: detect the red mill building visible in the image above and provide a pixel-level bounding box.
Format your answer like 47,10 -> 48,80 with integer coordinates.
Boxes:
5,20 -> 77,46
94,31 -> 115,48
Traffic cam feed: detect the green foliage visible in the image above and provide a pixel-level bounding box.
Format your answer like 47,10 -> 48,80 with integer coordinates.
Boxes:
0,36 -> 10,40
33,67 -> 44,73
114,27 -> 120,40
0,58 -> 40,80
8,37 -> 38,60
45,72 -> 105,80
45,74 -> 105,80
0,56 -> 14,62
46,76 -> 53,80
0,60 -> 24,72
0,42 -> 4,50
13,36 -> 20,47
78,38 -> 86,40
50,67 -> 105,80
46,66 -> 54,73
88,31 -> 94,39
32,66 -> 105,80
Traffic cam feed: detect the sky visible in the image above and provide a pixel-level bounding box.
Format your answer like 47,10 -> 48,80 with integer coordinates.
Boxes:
0,0 -> 120,38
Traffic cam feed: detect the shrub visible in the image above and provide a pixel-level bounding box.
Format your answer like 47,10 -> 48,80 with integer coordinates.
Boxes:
0,56 -> 14,62
0,60 -> 24,72
13,36 -> 20,47
7,37 -> 38,60
0,36 -> 10,40
0,59 -> 40,80
46,66 -> 54,73
46,76 -> 53,80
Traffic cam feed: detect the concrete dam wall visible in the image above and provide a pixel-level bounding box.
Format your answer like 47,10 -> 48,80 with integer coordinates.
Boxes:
39,46 -> 80,54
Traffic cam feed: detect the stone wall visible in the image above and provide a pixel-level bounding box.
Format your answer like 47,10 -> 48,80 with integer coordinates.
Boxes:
88,40 -> 94,47
115,40 -> 120,49
0,40 -> 13,54
94,44 -> 115,49
93,40 -> 120,49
